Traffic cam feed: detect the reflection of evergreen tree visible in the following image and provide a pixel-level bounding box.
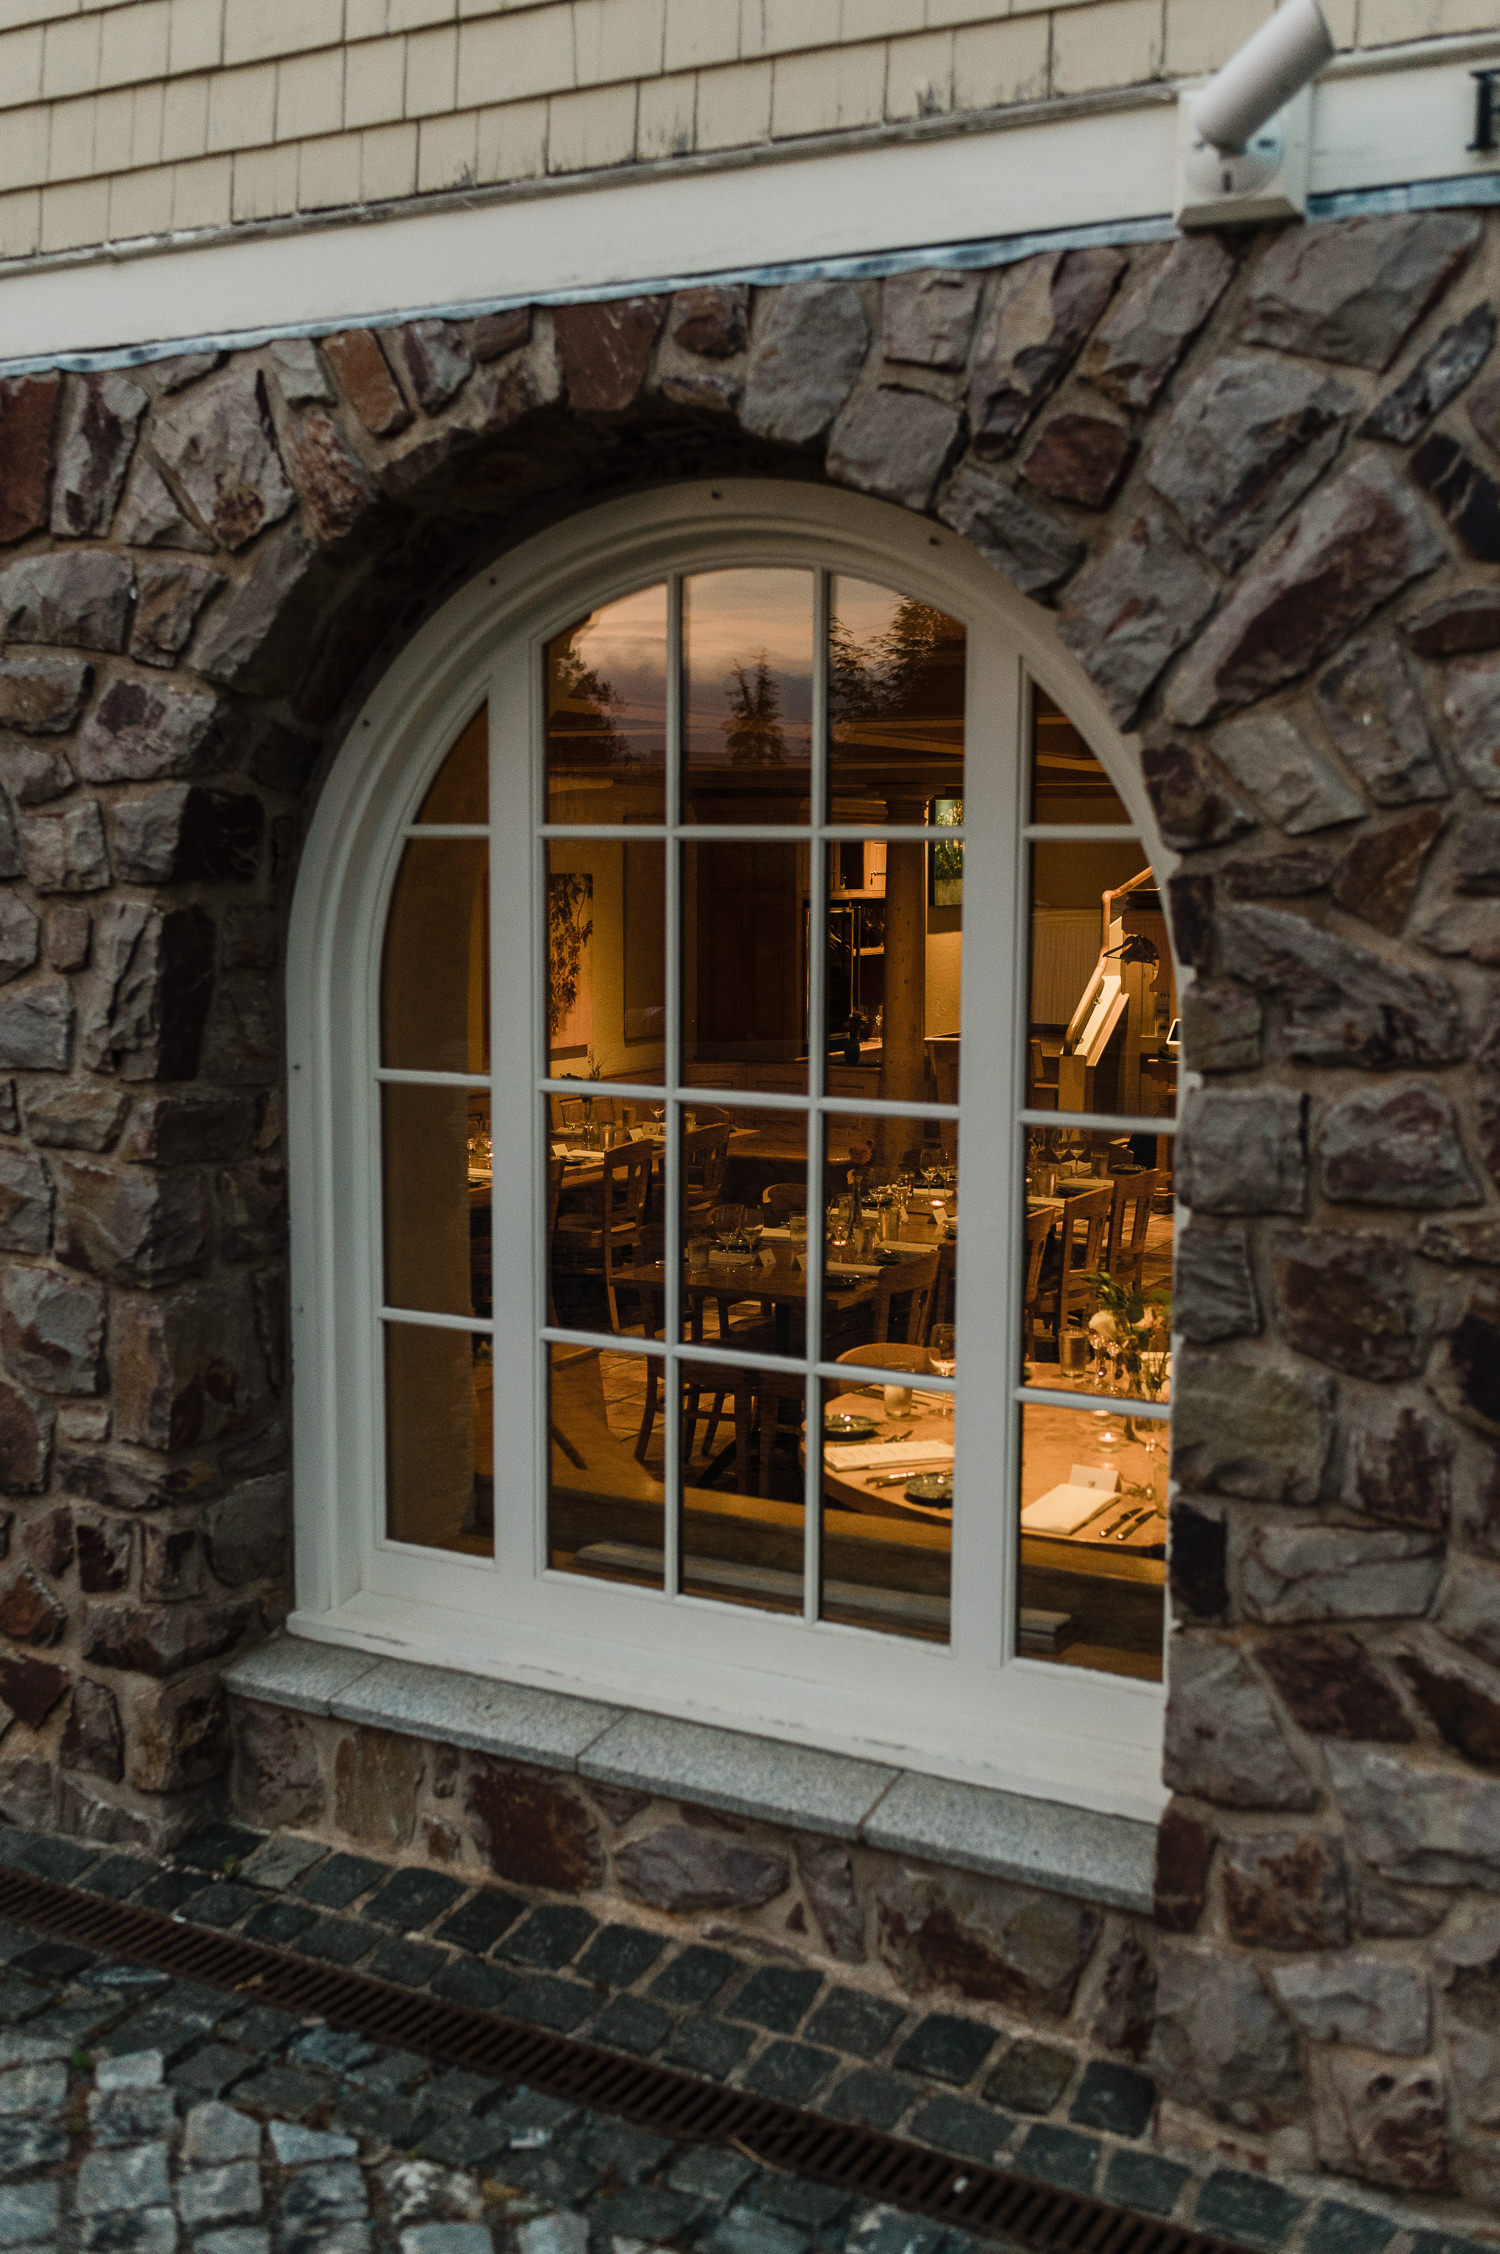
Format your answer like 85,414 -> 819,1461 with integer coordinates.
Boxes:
723,654 -> 787,767
830,598 -> 964,726
549,640 -> 625,769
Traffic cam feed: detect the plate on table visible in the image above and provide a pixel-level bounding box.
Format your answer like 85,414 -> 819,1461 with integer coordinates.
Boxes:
824,1413 -> 879,1442
904,1471 -> 953,1507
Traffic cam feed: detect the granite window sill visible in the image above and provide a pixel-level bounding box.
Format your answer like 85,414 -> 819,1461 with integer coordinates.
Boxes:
225,1634 -> 1157,1916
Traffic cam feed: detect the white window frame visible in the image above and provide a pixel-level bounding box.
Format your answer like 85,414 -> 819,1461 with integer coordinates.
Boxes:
287,478 -> 1175,1825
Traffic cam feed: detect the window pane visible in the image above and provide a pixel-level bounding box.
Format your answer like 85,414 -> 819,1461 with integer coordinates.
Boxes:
381,838 -> 489,1073
416,704 -> 488,824
683,568 -> 812,823
383,1084 -> 491,1319
546,840 -> 665,1083
683,840 -> 807,1089
1026,844 -> 1176,1119
1029,688 -> 1132,825
384,1321 -> 491,1554
547,1108 -> 659,1339
547,1342 -> 665,1589
1021,1134 -> 1173,1403
829,579 -> 964,823
680,1368 -> 805,1613
818,1374 -> 950,1641
680,1102 -> 806,1355
819,1114 -> 954,1365
823,838 -> 960,1103
1017,1400 -> 1165,1680
546,584 -> 667,824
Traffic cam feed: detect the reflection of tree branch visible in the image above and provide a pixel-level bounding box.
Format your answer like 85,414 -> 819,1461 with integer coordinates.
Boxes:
830,598 -> 965,725
723,654 -> 787,767
548,872 -> 593,1038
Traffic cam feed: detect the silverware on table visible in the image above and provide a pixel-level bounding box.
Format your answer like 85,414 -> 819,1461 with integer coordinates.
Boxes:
1108,1506 -> 1154,1541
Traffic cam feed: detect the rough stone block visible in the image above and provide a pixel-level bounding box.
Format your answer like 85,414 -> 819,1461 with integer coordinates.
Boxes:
1058,511 -> 1218,725
82,901 -> 216,1082
1177,1087 -> 1305,1216
84,1601 -> 251,1680
1148,356 -> 1357,575
397,319 -> 474,413
1021,412 -> 1132,510
1172,1345 -> 1334,1503
968,247 -> 1124,449
0,1262 -> 105,1393
0,375 -> 60,545
1082,235 -> 1235,409
1238,212 -> 1479,370
1173,1223 -> 1260,1343
75,677 -> 224,784
0,551 -> 133,652
1439,652 -> 1500,798
1411,430 -> 1500,560
1168,1499 -> 1227,1620
1217,901 -> 1465,1068
56,1157 -> 210,1287
20,800 -> 110,893
1309,2046 -> 1450,2192
0,1149 -> 51,1255
129,560 -> 223,667
1334,805 -> 1444,934
874,1866 -> 1100,2017
76,1518 -> 131,1594
828,387 -> 960,512
616,1822 -> 787,1914
0,979 -> 71,1072
109,786 -> 263,886
1364,303 -> 1496,444
1273,1230 -> 1424,1382
882,269 -> 982,372
0,1386 -> 52,1495
50,373 -> 148,540
1212,709 -> 1364,835
742,283 -> 869,447
1162,1637 -> 1317,1810
151,371 -> 294,550
472,306 -> 533,362
110,1277 -> 269,1451
280,410 -> 378,546
936,461 -> 1083,598
0,652 -> 92,735
323,329 -> 412,436
1316,1081 -> 1478,1207
554,298 -> 662,414
1222,1828 -> 1350,1949
1149,1940 -> 1301,2131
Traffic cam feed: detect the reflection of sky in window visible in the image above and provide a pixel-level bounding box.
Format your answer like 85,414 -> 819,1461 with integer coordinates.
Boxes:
550,583 -> 667,759
684,569 -> 813,772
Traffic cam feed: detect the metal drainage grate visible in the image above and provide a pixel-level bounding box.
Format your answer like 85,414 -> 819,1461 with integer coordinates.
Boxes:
4,1866 -> 1233,2254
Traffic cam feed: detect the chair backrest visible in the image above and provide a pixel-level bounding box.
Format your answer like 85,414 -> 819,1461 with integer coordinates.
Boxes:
600,1138 -> 652,1225
1023,1204 -> 1055,1305
762,1181 -> 808,1221
835,1342 -> 931,1373
925,1038 -> 960,1108
552,1093 -> 586,1132
1107,1169 -> 1159,1279
872,1248 -> 941,1343
684,1123 -> 729,1203
1061,1182 -> 1114,1268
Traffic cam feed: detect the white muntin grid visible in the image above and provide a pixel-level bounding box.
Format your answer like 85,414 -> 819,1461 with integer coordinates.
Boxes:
532,565 -> 961,1632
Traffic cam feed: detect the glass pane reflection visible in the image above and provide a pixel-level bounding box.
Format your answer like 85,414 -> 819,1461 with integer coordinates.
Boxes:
547,1342 -> 665,1588
683,569 -> 812,823
381,838 -> 488,1073
546,840 -> 665,1082
1021,1132 -> 1172,1402
818,1374 -> 950,1641
820,1115 -> 954,1364
680,1102 -> 807,1354
1030,688 -> 1132,825
683,841 -> 807,1088
416,704 -> 488,824
824,837 -> 960,1103
1017,1401 -> 1165,1679
546,585 -> 667,824
681,1371 -> 805,1614
1026,843 -> 1176,1119
384,1321 -> 491,1554
829,579 -> 964,823
382,1084 -> 491,1319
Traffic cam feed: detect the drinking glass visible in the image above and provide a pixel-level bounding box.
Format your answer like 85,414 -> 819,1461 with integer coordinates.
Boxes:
929,1324 -> 956,1415
919,1145 -> 944,1187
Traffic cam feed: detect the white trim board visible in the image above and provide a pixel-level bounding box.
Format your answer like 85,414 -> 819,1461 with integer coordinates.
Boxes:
0,34 -> 1498,373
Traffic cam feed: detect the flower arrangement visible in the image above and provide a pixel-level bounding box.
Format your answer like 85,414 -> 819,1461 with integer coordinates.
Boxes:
1081,1269 -> 1171,1398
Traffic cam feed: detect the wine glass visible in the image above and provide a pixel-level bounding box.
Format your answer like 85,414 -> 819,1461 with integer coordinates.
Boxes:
929,1324 -> 956,1415
919,1144 -> 944,1188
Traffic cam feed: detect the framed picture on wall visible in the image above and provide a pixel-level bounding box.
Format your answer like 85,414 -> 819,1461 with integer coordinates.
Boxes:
929,797 -> 963,908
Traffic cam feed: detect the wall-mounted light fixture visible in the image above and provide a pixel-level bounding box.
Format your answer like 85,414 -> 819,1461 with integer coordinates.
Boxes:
1175,0 -> 1334,231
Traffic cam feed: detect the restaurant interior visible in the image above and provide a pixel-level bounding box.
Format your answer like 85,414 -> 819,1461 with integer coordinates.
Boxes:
377,572 -> 1177,1681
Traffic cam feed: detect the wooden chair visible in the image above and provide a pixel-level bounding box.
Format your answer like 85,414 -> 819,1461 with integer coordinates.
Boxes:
834,1342 -> 931,1375
1022,1204 -> 1056,1359
683,1123 -> 730,1229
1105,1169 -> 1159,1294
551,1138 -> 652,1330
761,1181 -> 807,1223
1031,1182 -> 1113,1347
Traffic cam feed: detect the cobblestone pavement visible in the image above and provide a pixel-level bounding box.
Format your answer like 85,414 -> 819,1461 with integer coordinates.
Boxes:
0,1818 -> 1466,2254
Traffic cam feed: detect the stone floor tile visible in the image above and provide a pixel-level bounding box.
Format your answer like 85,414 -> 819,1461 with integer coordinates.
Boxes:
575,2115 -> 673,2181
78,1961 -> 168,1996
427,1959 -> 516,2012
1068,2059 -> 1156,2138
648,1945 -> 738,2008
183,1881 -> 262,1930
497,2144 -> 601,2207
242,1900 -> 319,1948
88,2086 -> 177,2144
497,1904 -> 598,1970
81,1856 -> 157,1901
296,1853 -> 387,1910
223,2001 -> 302,2052
288,2026 -> 373,2075
270,2120 -> 359,2163
661,2012 -> 755,2078
518,2217 -> 588,2254
1305,2203 -> 1398,2254
284,2229 -> 372,2254
433,1890 -> 526,1956
0,1980 -> 49,2028
168,2041 -> 257,2097
0,2178 -> 58,2249
418,2115 -> 509,2169
705,2208 -> 811,2254
728,1966 -> 823,2034
504,1974 -> 596,2033
751,2174 -> 851,2230
1013,2122 -> 1101,2194
1195,2169 -> 1305,2250
134,1870 -> 202,1915
983,2038 -> 1075,2115
96,2050 -> 164,2090
180,2161 -> 263,2227
423,2068 -> 503,2115
892,2013 -> 996,2087
280,2160 -> 369,2231
909,2095 -> 1013,2164
99,2006 -> 215,2063
368,1937 -> 450,1988
573,1923 -> 665,1989
238,1836 -> 327,1892
1103,2148 -> 1191,2219
401,2228 -> 494,2254
489,2090 -> 579,2147
297,1917 -> 384,1967
667,2146 -> 758,2203
591,2186 -> 705,2243
75,2141 -> 172,2212
802,1990 -> 904,2060
184,2101 -> 262,2164
741,2040 -> 838,2105
821,2068 -> 917,2130
26,1994 -> 120,2045
324,2087 -> 438,2148
364,1869 -> 467,1931
0,2119 -> 65,2177
349,2045 -> 430,2093
12,1938 -> 92,1982
846,2206 -> 948,2254
0,2062 -> 65,2114
232,2064 -> 331,2116
82,2207 -> 178,2253
177,1821 -> 264,1874
198,2233 -> 272,2254
587,1993 -> 670,2055
11,1834 -> 94,1884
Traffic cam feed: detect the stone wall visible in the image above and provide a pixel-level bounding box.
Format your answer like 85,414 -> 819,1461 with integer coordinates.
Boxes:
2,207 -> 1500,2222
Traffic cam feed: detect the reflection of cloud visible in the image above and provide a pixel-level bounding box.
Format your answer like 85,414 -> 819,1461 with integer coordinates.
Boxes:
685,569 -> 814,729
565,584 -> 668,720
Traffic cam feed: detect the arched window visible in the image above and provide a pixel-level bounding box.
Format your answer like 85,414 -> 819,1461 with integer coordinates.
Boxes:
290,483 -> 1176,1820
